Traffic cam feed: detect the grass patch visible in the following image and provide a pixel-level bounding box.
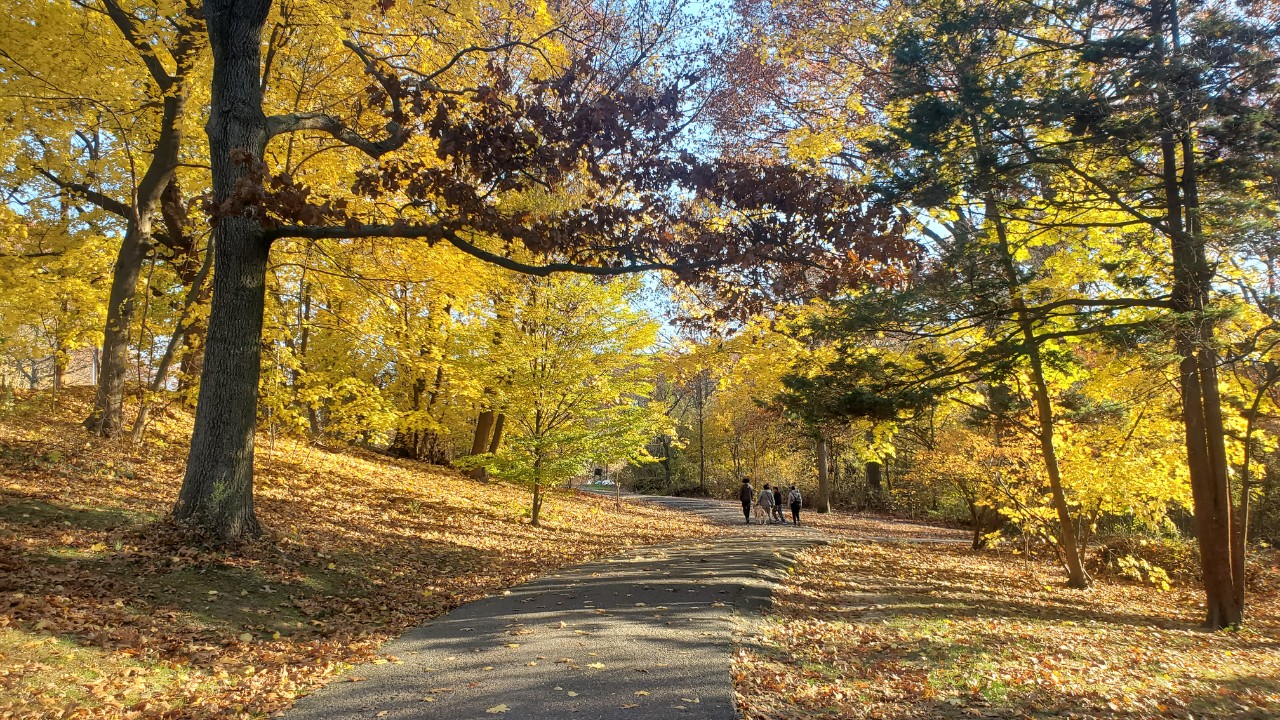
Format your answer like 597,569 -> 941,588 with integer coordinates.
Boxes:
0,627 -> 204,712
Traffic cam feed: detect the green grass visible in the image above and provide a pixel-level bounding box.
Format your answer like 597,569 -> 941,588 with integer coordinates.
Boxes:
0,628 -> 203,710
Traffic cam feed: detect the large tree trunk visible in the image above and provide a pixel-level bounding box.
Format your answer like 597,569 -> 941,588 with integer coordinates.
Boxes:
488,412 -> 506,454
1150,1 -> 1241,623
865,460 -> 882,501
1174,314 -> 1239,628
815,434 -> 831,513
172,0 -> 273,543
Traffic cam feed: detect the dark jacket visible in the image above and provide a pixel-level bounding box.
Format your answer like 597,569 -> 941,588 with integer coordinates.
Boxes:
739,484 -> 754,503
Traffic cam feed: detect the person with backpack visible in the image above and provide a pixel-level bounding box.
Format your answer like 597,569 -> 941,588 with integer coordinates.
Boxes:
757,482 -> 777,524
772,485 -> 785,523
787,484 -> 803,526
739,477 -> 754,524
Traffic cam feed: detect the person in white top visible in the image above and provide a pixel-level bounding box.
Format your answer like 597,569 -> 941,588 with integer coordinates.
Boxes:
757,483 -> 777,524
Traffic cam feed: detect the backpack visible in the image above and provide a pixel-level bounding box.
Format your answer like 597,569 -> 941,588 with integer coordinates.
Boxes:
788,489 -> 802,505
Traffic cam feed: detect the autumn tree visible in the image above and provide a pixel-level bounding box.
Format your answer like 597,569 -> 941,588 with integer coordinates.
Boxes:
1000,0 -> 1280,628
741,0 -> 1280,626
0,0 -> 208,434
0,209 -> 111,395
461,275 -> 666,525
174,0 -> 908,541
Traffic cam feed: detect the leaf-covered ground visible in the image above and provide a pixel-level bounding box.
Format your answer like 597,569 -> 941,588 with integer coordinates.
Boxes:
0,392 -> 720,719
800,511 -> 969,543
735,540 -> 1280,719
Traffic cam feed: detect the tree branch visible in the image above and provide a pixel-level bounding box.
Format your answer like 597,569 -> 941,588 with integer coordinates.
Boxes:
98,0 -> 174,91
262,222 -> 716,277
36,168 -> 132,218
408,31 -> 561,87
0,250 -> 63,259
263,39 -> 408,157
264,112 -> 406,158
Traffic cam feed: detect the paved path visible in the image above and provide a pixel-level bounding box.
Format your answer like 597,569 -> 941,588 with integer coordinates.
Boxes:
284,497 -> 820,720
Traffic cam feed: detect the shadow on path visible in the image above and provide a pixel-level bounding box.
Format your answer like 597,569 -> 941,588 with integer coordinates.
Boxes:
285,495 -> 821,720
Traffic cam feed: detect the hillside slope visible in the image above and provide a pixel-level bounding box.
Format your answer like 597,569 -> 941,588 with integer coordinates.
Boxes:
0,391 -> 719,718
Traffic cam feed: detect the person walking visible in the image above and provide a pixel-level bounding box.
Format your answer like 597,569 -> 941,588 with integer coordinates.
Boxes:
772,485 -> 785,523
757,483 -> 776,524
739,477 -> 754,524
787,484 -> 803,526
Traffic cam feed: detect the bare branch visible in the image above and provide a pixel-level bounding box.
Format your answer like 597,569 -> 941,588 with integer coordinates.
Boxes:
36,168 -> 132,218
264,112 -> 406,158
262,222 -> 717,277
408,31 -> 562,87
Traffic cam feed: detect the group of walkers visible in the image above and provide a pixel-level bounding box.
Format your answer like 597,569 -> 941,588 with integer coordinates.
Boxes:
738,477 -> 803,526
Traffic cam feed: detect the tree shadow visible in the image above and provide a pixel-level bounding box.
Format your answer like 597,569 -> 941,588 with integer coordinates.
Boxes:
283,536 -> 815,720
2,489 -> 507,672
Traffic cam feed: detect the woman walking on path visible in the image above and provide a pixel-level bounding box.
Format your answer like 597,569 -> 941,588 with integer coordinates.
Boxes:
757,483 -> 777,524
788,485 -> 803,526
739,478 -> 755,524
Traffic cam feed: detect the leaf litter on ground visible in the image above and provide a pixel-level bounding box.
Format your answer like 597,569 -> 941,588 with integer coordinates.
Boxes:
0,391 -> 722,718
734,538 -> 1280,720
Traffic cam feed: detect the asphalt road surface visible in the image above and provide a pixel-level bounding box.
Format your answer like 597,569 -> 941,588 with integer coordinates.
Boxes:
283,497 -> 821,720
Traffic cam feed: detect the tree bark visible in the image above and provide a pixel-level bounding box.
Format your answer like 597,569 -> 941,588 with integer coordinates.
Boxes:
1022,327 -> 1089,588
1150,0 -> 1240,624
815,434 -> 831,513
84,222 -> 151,435
866,460 -> 883,500
172,0 -> 273,542
488,412 -> 506,454
469,409 -> 495,480
84,29 -> 197,435
531,481 -> 543,526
